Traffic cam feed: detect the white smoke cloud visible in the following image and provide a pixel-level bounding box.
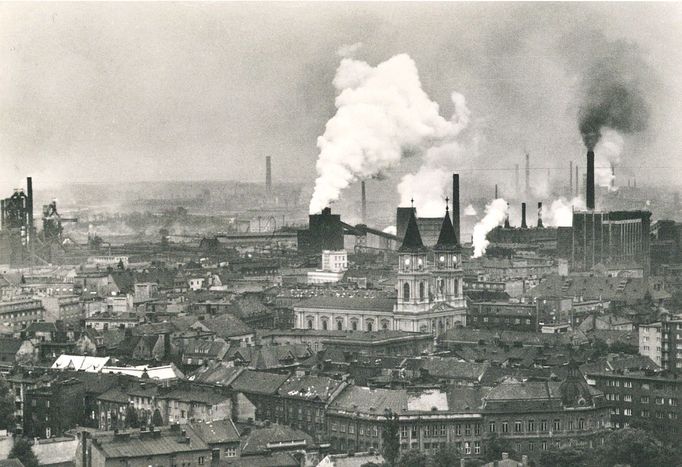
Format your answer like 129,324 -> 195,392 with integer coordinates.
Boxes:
594,128 -> 624,190
542,196 -> 586,227
397,92 -> 471,217
382,225 -> 397,236
309,54 -> 466,214
337,42 -> 363,58
464,204 -> 477,216
472,198 -> 508,258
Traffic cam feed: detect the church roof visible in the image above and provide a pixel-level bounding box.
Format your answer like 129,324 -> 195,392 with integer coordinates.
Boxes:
399,209 -> 427,252
434,207 -> 460,251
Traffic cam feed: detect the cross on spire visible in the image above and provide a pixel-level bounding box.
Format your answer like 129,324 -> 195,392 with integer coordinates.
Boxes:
410,198 -> 414,207
445,197 -> 449,212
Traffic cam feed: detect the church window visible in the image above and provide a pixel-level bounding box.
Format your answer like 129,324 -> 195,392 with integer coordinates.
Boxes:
351,319 -> 358,331
366,320 -> 374,332
307,319 -> 313,329
321,318 -> 328,330
336,319 -> 343,331
419,282 -> 425,300
403,283 -> 410,301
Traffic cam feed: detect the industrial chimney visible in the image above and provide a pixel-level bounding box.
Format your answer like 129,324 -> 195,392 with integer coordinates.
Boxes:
521,202 -> 528,229
504,203 -> 511,229
515,164 -> 520,196
610,164 -> 615,190
360,181 -> 367,224
575,165 -> 579,197
569,161 -> 573,196
537,202 -> 544,228
452,174 -> 460,243
26,177 -> 33,243
586,150 -> 595,210
494,184 -> 498,199
265,156 -> 272,196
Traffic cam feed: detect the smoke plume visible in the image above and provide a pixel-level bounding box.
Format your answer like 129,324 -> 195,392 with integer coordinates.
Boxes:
573,31 -> 651,150
308,53 -> 466,214
397,93 -> 470,216
542,196 -> 586,227
382,225 -> 397,236
464,204 -> 477,216
472,198 -> 508,258
594,129 -> 624,189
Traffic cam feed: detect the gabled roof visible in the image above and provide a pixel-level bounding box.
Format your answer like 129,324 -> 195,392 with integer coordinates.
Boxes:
434,207 -> 460,251
398,209 -> 427,252
278,374 -> 344,402
51,355 -> 111,372
190,418 -> 240,445
230,369 -> 289,395
192,315 -> 253,339
240,424 -> 313,456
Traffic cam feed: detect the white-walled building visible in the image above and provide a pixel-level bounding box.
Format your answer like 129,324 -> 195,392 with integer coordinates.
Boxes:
307,250 -> 348,284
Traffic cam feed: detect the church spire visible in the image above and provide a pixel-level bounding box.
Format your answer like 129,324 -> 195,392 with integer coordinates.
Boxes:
399,207 -> 426,252
434,202 -> 460,251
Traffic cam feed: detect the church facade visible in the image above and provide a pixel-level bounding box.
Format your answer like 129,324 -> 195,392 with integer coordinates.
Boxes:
294,206 -> 467,335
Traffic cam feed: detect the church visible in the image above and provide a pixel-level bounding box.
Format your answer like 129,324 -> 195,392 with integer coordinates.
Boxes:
294,205 -> 467,335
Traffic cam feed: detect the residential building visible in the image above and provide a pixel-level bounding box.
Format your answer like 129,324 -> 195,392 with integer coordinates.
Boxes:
467,302 -> 538,332
639,316 -> 682,373
0,299 -> 44,331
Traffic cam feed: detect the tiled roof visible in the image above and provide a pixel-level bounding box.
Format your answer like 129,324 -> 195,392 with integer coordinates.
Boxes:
405,357 -> 488,381
190,418 -> 240,444
218,451 -> 298,467
295,296 -> 395,313
230,370 -> 289,395
192,314 -> 253,338
278,374 -> 344,402
484,379 -> 561,401
328,386 -> 409,415
240,424 -> 313,455
188,363 -> 244,386
157,386 -> 230,405
97,387 -> 130,404
93,426 -> 208,458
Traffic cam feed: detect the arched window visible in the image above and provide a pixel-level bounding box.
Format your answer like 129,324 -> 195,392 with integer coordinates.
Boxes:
366,320 -> 374,332
403,282 -> 410,301
336,319 -> 343,331
307,319 -> 313,329
381,320 -> 390,330
321,319 -> 328,331
438,278 -> 445,296
351,320 -> 358,331
419,282 -> 425,300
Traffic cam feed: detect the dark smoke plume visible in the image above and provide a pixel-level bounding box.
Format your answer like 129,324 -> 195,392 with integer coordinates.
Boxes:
568,31 -> 652,150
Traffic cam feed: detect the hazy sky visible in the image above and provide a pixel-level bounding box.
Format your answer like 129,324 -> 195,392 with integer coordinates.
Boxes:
1,2 -> 681,191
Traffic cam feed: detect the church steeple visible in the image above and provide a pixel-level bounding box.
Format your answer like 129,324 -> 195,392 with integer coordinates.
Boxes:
399,208 -> 427,252
434,201 -> 460,252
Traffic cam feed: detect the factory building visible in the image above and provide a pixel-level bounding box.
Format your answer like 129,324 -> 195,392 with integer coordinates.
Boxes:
297,207 -> 345,255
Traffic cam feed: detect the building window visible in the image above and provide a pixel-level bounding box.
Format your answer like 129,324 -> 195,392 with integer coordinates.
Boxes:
464,442 -> 471,455
336,320 -> 343,331
514,420 -> 522,433
641,396 -> 650,404
351,320 -> 358,331
527,419 -> 535,432
474,441 -> 480,455
198,457 -> 205,465
540,420 -> 548,432
307,319 -> 313,329
419,282 -> 425,300
501,421 -> 509,433
578,418 -> 585,430
553,419 -> 561,431
367,321 -> 373,332
403,283 -> 410,301
488,422 -> 496,433
321,319 -> 328,330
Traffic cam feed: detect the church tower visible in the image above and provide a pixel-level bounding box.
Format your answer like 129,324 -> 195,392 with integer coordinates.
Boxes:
396,208 -> 432,314
432,202 -> 464,308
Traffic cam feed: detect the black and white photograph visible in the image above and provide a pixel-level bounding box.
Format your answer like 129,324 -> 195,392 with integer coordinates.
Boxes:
0,2 -> 680,466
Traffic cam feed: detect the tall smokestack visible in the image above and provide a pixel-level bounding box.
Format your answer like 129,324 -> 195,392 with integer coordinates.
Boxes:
525,153 -> 530,194
452,174 -> 460,243
575,165 -> 579,197
521,202 -> 527,229
26,177 -> 33,241
537,202 -> 544,228
611,164 -> 615,190
586,150 -> 595,210
494,184 -> 498,199
569,161 -> 573,195
360,181 -> 367,224
265,156 -> 272,196
504,203 -> 510,228
515,164 -> 520,196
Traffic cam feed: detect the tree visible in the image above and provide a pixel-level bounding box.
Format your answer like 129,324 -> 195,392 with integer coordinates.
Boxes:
397,449 -> 429,467
482,433 -> 516,462
125,405 -> 139,428
593,427 -> 675,467
537,445 -> 588,467
8,437 -> 40,467
0,376 -> 15,431
433,444 -> 461,467
151,408 -> 164,427
381,410 -> 400,467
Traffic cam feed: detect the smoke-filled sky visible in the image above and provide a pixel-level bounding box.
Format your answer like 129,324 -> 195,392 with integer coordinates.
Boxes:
1,2 -> 681,192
